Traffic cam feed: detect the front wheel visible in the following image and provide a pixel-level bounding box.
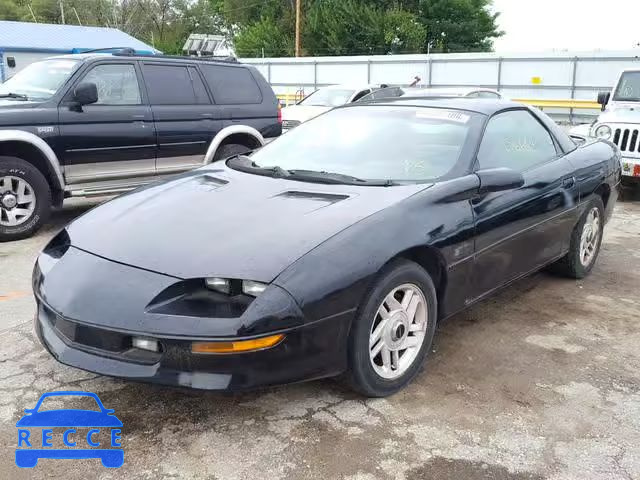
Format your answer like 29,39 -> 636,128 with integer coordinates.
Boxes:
0,156 -> 51,242
346,259 -> 437,397
549,197 -> 605,279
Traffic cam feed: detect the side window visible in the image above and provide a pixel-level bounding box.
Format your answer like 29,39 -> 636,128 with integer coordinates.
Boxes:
351,89 -> 371,102
477,110 -> 558,171
199,65 -> 262,104
188,67 -> 210,104
81,64 -> 141,105
142,64 -> 209,105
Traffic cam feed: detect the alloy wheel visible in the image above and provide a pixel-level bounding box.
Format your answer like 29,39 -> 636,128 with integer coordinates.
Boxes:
579,207 -> 601,267
0,176 -> 37,227
369,283 -> 429,380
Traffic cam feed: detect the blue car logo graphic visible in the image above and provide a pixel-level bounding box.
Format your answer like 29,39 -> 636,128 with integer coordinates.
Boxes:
15,391 -> 123,468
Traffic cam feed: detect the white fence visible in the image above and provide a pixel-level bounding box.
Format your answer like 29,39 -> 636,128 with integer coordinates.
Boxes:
242,50 -> 640,121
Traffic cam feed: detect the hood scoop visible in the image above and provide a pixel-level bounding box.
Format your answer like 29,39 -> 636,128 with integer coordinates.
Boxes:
275,190 -> 350,203
194,174 -> 229,188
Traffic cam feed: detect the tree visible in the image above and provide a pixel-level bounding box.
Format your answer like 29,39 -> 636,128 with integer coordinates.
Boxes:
234,16 -> 293,57
0,0 -> 21,20
418,0 -> 503,52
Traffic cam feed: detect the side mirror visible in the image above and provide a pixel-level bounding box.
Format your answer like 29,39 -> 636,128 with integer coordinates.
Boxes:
597,91 -> 610,111
476,167 -> 524,194
73,82 -> 98,105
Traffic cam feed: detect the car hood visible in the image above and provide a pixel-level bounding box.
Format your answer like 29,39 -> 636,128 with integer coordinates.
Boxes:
600,103 -> 640,124
281,105 -> 332,123
66,166 -> 430,282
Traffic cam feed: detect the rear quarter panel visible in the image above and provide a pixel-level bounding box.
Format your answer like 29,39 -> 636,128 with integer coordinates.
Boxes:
566,138 -> 621,220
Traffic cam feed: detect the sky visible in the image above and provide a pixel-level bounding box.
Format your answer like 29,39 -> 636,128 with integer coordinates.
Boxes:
491,0 -> 640,52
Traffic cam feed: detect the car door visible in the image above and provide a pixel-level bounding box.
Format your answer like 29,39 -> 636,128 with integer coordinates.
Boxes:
141,62 -> 221,175
58,62 -> 156,185
470,109 -> 579,300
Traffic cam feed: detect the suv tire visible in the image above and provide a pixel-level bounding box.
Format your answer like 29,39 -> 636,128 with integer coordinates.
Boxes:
213,143 -> 251,161
0,156 -> 51,242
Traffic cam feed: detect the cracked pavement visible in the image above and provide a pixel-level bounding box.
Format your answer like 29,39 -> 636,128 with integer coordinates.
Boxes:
1,194 -> 639,479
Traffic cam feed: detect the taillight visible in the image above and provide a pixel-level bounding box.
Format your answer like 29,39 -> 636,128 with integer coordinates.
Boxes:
277,103 -> 282,123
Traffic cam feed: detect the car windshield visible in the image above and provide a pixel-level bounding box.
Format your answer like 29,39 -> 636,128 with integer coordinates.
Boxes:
299,88 -> 356,107
243,106 -> 475,183
613,72 -> 640,102
0,58 -> 80,101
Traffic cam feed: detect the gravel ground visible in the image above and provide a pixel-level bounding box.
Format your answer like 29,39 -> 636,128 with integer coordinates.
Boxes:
1,192 -> 639,480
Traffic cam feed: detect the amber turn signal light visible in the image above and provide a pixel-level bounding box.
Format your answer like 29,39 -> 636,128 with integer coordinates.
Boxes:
192,334 -> 285,354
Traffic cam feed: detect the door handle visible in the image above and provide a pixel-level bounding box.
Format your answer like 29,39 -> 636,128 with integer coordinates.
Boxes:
561,176 -> 575,188
200,113 -> 214,118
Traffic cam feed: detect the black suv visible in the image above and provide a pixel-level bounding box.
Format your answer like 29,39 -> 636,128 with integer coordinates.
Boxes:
0,52 -> 281,241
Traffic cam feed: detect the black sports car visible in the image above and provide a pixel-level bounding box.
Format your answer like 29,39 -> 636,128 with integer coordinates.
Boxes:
33,99 -> 621,397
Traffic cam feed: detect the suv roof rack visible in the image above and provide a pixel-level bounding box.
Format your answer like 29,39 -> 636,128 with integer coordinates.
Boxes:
118,53 -> 239,63
80,47 -> 138,55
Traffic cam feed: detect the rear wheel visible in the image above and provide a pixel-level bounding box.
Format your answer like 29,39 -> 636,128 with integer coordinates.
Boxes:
213,143 -> 252,161
346,259 -> 437,397
549,197 -> 604,279
0,156 -> 51,242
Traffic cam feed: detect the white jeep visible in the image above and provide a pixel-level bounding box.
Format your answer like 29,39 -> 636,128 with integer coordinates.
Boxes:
584,69 -> 640,189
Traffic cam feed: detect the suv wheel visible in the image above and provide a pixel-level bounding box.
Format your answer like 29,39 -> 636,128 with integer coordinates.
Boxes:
0,156 -> 51,242
213,143 -> 251,161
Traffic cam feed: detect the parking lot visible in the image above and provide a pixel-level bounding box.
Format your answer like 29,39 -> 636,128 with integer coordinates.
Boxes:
0,192 -> 637,479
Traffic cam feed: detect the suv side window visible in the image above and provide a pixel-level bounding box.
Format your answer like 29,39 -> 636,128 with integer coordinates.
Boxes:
142,64 -> 209,105
81,64 -> 141,105
477,110 -> 558,171
199,64 -> 262,104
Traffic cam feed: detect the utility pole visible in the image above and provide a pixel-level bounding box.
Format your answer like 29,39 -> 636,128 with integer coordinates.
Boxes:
295,0 -> 302,57
59,0 -> 65,24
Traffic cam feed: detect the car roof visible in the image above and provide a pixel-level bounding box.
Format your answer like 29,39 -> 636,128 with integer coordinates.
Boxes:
355,97 -> 524,115
402,87 -> 500,96
322,84 -> 379,91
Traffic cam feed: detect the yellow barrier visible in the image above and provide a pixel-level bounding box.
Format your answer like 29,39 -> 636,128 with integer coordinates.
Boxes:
276,93 -> 601,110
514,99 -> 601,109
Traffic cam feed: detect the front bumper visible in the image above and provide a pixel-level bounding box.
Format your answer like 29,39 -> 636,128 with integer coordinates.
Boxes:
33,246 -> 351,391
35,302 -> 349,391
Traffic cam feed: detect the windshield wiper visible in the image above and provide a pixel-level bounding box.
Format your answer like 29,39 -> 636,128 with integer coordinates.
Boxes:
0,92 -> 29,100
287,169 -> 397,186
227,156 -> 396,186
226,155 -> 291,178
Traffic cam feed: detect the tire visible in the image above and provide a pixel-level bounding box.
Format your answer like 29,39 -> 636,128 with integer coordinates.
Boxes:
213,143 -> 251,162
549,196 -> 605,279
0,156 -> 51,242
345,259 -> 438,397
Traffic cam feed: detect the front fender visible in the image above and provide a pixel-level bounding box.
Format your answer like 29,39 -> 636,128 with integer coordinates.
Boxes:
203,125 -> 265,164
0,130 -> 64,189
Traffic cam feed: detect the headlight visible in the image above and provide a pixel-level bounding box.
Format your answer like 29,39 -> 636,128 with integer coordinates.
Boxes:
242,280 -> 268,296
204,277 -> 268,297
594,125 -> 612,139
205,277 -> 231,294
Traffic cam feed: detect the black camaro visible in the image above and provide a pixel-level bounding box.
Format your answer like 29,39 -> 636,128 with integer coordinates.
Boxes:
33,99 -> 620,397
